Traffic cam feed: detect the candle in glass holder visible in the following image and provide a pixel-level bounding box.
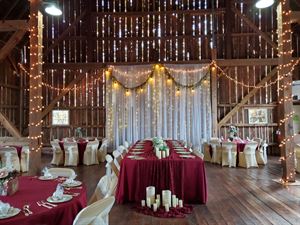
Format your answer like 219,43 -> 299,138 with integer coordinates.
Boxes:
165,203 -> 169,212
172,194 -> 177,207
179,199 -> 183,208
146,186 -> 155,204
162,190 -> 171,206
153,203 -> 158,212
141,200 -> 145,207
156,198 -> 160,208
146,197 -> 151,208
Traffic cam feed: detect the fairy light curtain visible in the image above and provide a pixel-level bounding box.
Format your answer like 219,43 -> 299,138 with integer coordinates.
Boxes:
106,64 -> 212,149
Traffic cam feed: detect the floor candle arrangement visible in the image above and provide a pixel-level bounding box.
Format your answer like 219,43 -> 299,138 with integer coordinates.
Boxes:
135,186 -> 193,218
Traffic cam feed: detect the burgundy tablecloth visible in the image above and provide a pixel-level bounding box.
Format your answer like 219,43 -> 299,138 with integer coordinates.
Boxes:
59,141 -> 88,165
0,176 -> 87,225
116,140 -> 207,204
0,145 -> 22,159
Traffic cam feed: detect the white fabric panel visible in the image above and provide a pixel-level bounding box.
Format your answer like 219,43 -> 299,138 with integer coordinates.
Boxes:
106,64 -> 212,149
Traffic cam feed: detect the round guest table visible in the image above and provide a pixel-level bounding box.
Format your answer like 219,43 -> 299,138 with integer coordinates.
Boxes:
59,141 -> 88,165
0,176 -> 87,225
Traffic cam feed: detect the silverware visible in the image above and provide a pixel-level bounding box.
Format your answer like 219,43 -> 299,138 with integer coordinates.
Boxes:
41,201 -> 57,207
65,186 -> 82,190
36,201 -> 52,209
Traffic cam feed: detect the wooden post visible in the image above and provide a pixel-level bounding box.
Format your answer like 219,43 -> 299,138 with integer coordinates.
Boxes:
29,0 -> 43,175
211,49 -> 218,137
277,0 -> 295,182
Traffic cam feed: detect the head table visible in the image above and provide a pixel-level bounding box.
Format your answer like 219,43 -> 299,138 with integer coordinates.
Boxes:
59,140 -> 88,165
0,176 -> 87,225
116,140 -> 207,204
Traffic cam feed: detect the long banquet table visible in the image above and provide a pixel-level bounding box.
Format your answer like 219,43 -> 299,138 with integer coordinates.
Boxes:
0,176 -> 87,225
116,140 -> 207,204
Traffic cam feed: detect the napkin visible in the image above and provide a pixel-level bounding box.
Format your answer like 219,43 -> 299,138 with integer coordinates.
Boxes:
52,184 -> 64,200
0,201 -> 11,216
42,167 -> 52,178
65,173 -> 77,184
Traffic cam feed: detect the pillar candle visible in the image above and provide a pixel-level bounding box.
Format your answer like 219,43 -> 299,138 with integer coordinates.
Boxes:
156,199 -> 160,208
165,203 -> 169,212
141,200 -> 145,207
172,195 -> 177,207
178,199 -> 183,208
153,203 -> 158,212
156,194 -> 160,201
166,148 -> 169,157
162,151 -> 166,158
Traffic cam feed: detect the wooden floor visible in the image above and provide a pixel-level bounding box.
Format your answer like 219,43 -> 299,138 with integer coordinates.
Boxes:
40,154 -> 300,225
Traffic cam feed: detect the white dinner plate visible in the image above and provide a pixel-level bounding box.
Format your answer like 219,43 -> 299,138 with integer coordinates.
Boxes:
38,175 -> 58,181
179,155 -> 195,158
61,180 -> 82,187
0,207 -> 21,220
47,194 -> 73,203
130,156 -> 145,160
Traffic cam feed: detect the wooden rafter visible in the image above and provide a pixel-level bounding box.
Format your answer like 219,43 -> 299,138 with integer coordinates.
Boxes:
41,70 -> 90,119
0,112 -> 22,138
0,29 -> 27,61
218,66 -> 279,128
0,20 -> 28,32
43,10 -> 86,57
232,7 -> 277,49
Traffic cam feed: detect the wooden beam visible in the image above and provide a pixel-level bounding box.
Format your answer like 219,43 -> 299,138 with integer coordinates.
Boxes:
0,112 -> 22,138
218,66 -> 279,128
0,20 -> 28,32
43,10 -> 86,57
232,7 -> 277,49
28,0 -> 43,175
41,71 -> 90,119
0,29 -> 27,61
277,0 -> 295,182
216,58 -> 280,66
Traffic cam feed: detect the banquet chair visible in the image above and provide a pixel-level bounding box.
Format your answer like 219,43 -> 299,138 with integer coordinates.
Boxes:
73,196 -> 115,225
88,157 -> 118,205
202,141 -> 212,162
123,141 -> 130,149
48,168 -> 76,178
0,147 -> 21,171
117,145 -> 127,158
20,146 -> 30,172
50,141 -> 64,166
210,139 -> 222,164
84,140 -> 100,166
193,150 -> 204,159
221,142 -> 237,167
256,140 -> 268,165
64,142 -> 79,166
98,139 -> 108,163
238,142 -> 258,168
112,150 -> 122,171
105,155 -> 119,177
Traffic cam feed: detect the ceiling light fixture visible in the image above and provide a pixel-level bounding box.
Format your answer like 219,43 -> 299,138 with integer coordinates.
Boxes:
44,2 -> 62,16
255,0 -> 275,8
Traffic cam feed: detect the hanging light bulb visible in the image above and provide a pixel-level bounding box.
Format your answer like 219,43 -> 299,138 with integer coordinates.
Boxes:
44,2 -> 62,16
255,0 -> 274,9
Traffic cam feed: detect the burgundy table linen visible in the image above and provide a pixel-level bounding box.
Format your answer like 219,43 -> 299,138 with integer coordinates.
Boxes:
116,140 -> 207,204
59,141 -> 88,165
0,176 -> 87,225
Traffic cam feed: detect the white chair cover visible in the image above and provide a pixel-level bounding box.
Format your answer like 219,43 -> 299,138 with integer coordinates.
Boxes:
64,142 -> 79,166
256,140 -> 268,165
239,142 -> 258,168
210,139 -> 222,164
48,168 -> 76,178
0,147 -> 20,171
202,141 -> 211,162
73,196 -> 115,225
84,140 -> 100,166
50,141 -> 64,166
20,146 -> 30,172
221,142 -> 237,167
123,141 -> 130,149
112,150 -> 122,171
98,139 -> 108,163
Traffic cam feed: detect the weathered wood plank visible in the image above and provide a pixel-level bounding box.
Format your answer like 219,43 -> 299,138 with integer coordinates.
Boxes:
0,20 -> 28,32
0,112 -> 21,138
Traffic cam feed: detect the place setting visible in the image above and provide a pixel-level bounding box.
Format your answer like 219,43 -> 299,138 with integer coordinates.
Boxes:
0,201 -> 21,220
38,167 -> 58,181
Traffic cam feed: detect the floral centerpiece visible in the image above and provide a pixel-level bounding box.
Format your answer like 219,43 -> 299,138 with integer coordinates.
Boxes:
228,125 -> 238,141
0,168 -> 19,196
75,127 -> 83,138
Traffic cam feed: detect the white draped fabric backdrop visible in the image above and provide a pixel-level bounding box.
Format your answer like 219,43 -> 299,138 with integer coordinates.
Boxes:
106,64 -> 212,149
